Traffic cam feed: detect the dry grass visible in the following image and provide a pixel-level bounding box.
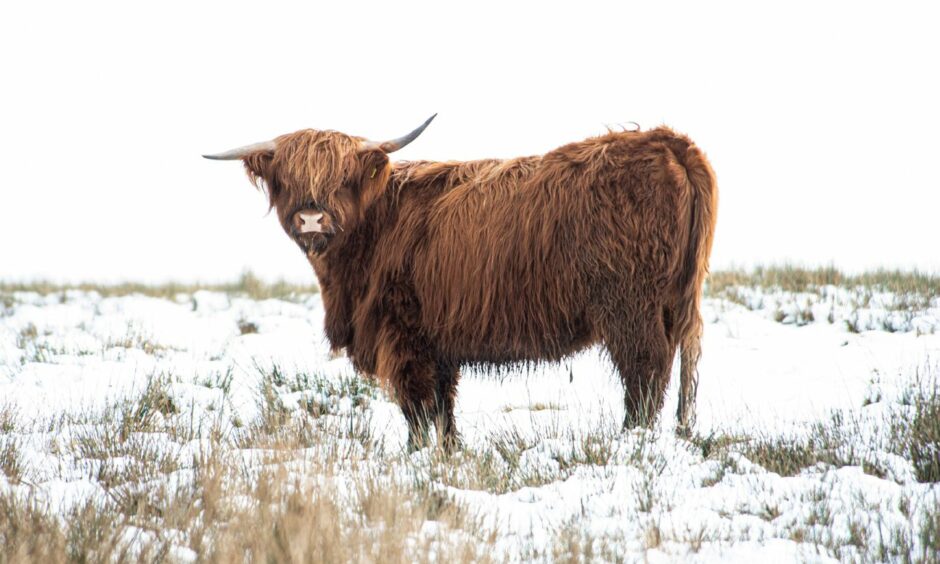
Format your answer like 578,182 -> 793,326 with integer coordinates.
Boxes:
707,265 -> 940,297
0,437 -> 27,485
0,271 -> 316,301
0,459 -> 493,563
206,472 -> 492,564
891,368 -> 940,483
0,367 -> 496,563
735,412 -> 890,480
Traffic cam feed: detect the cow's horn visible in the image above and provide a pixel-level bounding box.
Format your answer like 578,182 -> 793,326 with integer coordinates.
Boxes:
202,140 -> 276,160
361,114 -> 437,153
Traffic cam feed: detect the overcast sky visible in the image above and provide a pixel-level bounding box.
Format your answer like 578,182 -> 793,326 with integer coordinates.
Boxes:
1,1 -> 938,283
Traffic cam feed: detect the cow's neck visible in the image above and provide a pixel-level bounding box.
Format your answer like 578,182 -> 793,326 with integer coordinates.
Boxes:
311,187 -> 395,351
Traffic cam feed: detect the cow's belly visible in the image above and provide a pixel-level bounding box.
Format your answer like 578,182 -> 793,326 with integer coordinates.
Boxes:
431,306 -> 597,364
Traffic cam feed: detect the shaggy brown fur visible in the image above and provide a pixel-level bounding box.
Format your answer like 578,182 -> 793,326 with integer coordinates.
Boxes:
230,124 -> 717,448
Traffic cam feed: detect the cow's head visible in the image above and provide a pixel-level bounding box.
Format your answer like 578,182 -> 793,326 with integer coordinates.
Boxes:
203,115 -> 435,256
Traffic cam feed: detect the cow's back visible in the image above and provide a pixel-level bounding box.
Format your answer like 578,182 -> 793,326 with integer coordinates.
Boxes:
379,129 -> 693,364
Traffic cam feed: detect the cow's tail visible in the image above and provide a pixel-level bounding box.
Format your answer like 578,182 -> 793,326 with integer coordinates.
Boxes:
667,138 -> 718,436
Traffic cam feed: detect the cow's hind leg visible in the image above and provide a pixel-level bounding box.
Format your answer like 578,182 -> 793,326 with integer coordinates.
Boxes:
603,303 -> 676,430
675,342 -> 700,438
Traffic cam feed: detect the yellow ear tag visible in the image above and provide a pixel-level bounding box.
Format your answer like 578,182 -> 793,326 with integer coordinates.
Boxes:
370,167 -> 377,179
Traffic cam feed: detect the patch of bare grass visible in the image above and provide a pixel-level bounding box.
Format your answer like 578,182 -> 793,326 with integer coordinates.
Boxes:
891,369 -> 940,483
0,436 -> 27,484
550,517 -> 625,562
13,324 -> 64,364
104,328 -> 173,356
0,405 -> 16,435
0,270 -> 317,301
730,412 -> 890,479
708,265 -> 940,297
236,317 -> 259,335
206,470 -> 493,564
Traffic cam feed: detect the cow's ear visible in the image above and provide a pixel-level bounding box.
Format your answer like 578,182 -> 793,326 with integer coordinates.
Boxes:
243,152 -> 279,208
356,149 -> 391,210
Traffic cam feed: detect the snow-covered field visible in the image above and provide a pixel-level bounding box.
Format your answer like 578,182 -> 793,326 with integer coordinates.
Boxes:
1,279 -> 938,562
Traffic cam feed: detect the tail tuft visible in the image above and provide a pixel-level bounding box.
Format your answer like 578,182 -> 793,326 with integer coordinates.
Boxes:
668,140 -> 718,432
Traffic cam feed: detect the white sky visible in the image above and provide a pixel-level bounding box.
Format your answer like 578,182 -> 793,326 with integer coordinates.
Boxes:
1,1 -> 938,283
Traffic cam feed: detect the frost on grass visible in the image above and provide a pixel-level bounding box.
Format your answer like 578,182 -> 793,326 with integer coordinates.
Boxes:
0,272 -> 939,562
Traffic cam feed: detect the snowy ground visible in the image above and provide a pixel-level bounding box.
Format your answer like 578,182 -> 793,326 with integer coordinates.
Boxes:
0,282 -> 938,562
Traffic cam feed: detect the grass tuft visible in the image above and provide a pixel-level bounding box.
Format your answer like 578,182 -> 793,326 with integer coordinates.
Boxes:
891,370 -> 940,483
0,437 -> 27,484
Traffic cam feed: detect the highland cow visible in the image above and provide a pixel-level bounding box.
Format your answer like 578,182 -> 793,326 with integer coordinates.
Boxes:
204,115 -> 718,449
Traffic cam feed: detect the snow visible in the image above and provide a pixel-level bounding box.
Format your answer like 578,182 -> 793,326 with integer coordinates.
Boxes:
1,286 -> 938,561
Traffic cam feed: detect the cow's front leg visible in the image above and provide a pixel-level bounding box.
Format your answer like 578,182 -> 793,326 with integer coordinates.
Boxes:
400,361 -> 461,453
400,381 -> 435,452
375,327 -> 441,451
432,360 -> 461,452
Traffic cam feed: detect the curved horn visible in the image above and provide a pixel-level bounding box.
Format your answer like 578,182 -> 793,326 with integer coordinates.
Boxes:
202,140 -> 276,161
360,114 -> 437,153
